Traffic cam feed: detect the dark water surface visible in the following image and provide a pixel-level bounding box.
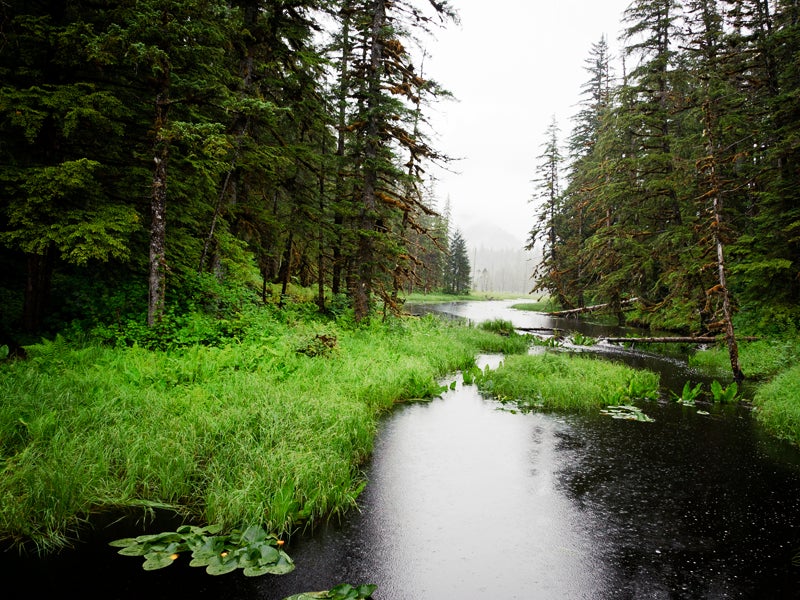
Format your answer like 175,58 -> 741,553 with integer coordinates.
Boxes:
5,300 -> 800,599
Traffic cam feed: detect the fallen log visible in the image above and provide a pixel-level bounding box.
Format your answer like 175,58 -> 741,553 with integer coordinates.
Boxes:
599,336 -> 760,344
548,297 -> 639,318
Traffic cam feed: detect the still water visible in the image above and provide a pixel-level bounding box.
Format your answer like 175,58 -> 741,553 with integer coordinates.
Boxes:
6,301 -> 800,599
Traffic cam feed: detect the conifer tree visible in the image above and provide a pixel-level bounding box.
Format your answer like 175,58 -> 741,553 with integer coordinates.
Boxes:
0,3 -> 140,332
528,117 -> 565,301
444,229 -> 471,295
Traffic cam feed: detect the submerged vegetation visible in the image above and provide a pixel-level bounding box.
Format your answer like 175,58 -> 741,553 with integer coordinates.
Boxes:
0,304 -> 529,554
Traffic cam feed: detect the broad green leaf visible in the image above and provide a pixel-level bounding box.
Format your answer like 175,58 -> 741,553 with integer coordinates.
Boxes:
262,553 -> 295,575
142,553 -> 177,571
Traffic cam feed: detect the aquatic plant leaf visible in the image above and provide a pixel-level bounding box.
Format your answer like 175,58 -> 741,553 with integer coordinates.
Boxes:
239,524 -> 269,545
259,544 -> 280,563
243,565 -> 273,577
601,404 -> 655,423
261,553 -> 295,575
280,593 -> 329,600
205,554 -> 239,575
142,552 -> 177,570
108,537 -> 139,548
355,584 -> 377,597
116,545 -> 149,556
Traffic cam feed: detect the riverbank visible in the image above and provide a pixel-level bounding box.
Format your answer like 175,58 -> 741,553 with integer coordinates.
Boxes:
688,339 -> 800,445
0,303 -> 530,554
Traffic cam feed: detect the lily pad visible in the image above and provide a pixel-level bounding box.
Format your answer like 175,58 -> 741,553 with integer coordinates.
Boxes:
142,552 -> 178,571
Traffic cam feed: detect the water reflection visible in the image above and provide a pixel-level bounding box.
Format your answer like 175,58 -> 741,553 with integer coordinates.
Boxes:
408,299 -> 737,394
259,366 -> 604,599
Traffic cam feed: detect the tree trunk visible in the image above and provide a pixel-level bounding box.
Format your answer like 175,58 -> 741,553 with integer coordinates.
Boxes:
22,246 -> 55,333
148,87 -> 170,327
352,0 -> 386,322
279,230 -> 294,305
548,297 -> 638,317
701,97 -> 744,382
332,1 -> 353,298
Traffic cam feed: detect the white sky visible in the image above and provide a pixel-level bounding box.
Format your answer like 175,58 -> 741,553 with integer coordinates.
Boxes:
423,0 -> 632,248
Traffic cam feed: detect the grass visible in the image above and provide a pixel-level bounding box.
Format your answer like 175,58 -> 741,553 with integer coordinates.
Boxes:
753,364 -> 800,446
689,339 -> 800,380
510,299 -> 556,312
476,352 -> 659,411
689,336 -> 800,445
0,310 -> 529,554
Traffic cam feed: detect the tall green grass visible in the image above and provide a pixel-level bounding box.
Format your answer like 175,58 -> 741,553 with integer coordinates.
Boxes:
689,339 -> 800,380
753,364 -> 800,446
0,312 -> 527,553
477,352 -> 660,411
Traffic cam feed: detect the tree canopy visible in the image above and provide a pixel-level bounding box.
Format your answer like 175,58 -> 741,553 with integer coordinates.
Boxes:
531,0 -> 800,342
0,0 -> 459,341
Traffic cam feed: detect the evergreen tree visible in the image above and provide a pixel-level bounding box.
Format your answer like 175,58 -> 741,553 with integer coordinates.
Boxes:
528,116 -> 565,299
0,3 -> 141,332
338,0 -> 456,320
444,229 -> 470,295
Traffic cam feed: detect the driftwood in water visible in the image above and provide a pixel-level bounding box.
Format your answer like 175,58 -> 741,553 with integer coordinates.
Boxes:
547,298 -> 639,318
599,336 -> 760,344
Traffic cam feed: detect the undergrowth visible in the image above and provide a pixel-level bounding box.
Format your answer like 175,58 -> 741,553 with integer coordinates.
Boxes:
0,307 -> 528,554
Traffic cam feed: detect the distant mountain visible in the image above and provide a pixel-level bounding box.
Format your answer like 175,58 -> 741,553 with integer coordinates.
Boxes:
461,222 -> 524,251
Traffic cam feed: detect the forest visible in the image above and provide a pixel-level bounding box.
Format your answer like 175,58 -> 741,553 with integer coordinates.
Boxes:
530,0 -> 800,344
2,5 -> 800,593
0,0 -> 474,348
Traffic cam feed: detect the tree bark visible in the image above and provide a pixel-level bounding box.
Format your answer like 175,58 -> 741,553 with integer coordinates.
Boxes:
701,96 -> 745,382
148,87 -> 170,327
332,1 -> 353,298
22,246 -> 55,333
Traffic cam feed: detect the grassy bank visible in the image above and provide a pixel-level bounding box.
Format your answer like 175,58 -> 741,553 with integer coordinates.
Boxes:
687,338 -> 800,444
753,364 -> 800,446
0,308 -> 529,554
477,352 -> 659,411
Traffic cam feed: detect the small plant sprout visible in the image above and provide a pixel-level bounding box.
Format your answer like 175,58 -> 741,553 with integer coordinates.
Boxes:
672,381 -> 703,406
710,380 -> 738,403
569,332 -> 597,346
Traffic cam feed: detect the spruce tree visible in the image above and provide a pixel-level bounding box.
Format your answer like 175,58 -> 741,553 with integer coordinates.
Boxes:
445,229 -> 471,295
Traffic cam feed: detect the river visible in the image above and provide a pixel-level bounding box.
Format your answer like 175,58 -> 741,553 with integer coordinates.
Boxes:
5,300 -> 800,599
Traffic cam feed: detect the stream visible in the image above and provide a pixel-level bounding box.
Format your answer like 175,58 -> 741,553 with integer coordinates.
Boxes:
5,300 -> 800,599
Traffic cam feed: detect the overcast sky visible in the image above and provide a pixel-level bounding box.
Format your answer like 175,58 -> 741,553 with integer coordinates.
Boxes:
422,0 -> 632,249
